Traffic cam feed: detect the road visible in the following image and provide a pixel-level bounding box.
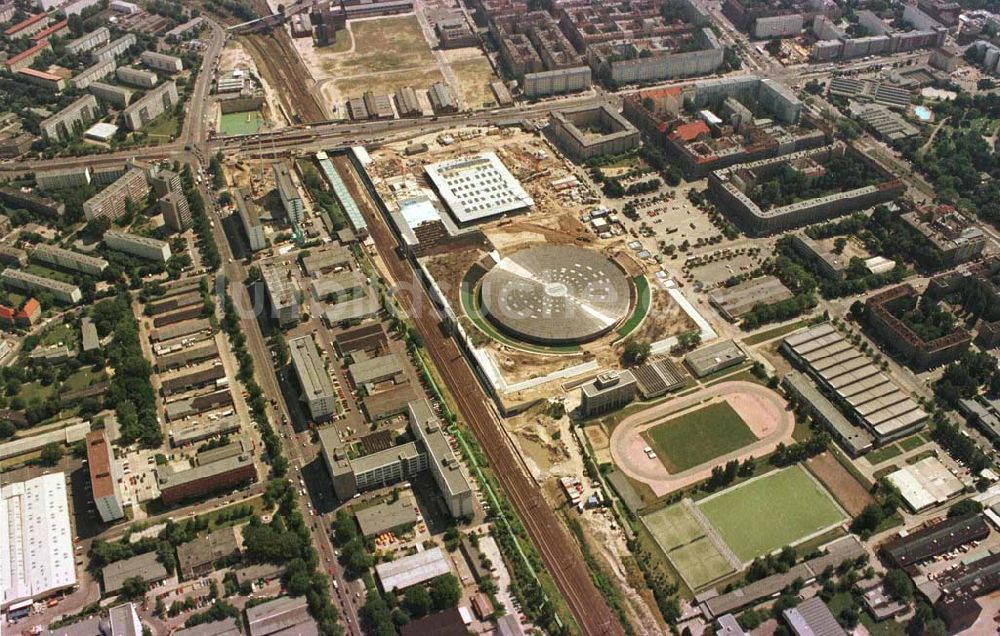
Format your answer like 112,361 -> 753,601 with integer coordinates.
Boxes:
334,155 -> 622,635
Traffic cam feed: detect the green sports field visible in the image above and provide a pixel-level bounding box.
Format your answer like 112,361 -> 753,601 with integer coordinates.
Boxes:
697,465 -> 846,562
642,401 -> 757,472
642,504 -> 735,590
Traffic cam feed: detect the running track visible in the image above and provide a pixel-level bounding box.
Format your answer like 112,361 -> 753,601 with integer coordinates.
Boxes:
336,156 -> 623,636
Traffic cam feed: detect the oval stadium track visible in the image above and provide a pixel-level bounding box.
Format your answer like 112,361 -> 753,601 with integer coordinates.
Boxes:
334,156 -> 624,636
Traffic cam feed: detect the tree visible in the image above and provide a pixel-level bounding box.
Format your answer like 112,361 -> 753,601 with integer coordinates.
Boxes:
948,499 -> 984,518
429,574 -> 460,611
883,569 -> 914,602
404,585 -> 432,617
120,576 -> 147,600
40,442 -> 62,466
621,339 -> 651,366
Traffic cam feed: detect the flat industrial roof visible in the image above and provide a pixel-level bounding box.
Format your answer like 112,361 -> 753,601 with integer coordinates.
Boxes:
375,546 -> 451,592
0,473 -> 76,606
425,152 -> 533,225
349,353 -> 403,386
887,457 -> 964,511
101,551 -> 168,593
289,335 -> 335,402
355,499 -> 417,537
408,399 -> 472,498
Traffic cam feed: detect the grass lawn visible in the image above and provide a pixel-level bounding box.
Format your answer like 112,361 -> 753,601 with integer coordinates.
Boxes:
142,111 -> 180,140
617,276 -> 651,337
742,319 -> 809,345
641,504 -> 735,590
642,401 -> 757,473
23,263 -> 74,284
18,381 -> 55,404
63,367 -> 100,391
898,434 -> 927,452
865,444 -> 903,465
697,465 -> 846,562
40,323 -> 78,348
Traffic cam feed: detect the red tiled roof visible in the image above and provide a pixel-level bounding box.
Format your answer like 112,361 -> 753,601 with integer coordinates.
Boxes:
5,13 -> 46,36
18,298 -> 40,319
31,20 -> 68,41
5,40 -> 50,67
0,306 -> 15,321
670,120 -> 710,142
86,430 -> 116,499
18,67 -> 60,81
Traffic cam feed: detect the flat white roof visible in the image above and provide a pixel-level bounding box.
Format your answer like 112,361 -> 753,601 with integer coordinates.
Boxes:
1,473 -> 77,608
375,546 -> 451,592
887,457 -> 964,512
425,152 -> 533,225
85,122 -> 119,141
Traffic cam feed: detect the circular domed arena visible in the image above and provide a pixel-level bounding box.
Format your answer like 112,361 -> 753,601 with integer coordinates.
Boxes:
478,245 -> 634,345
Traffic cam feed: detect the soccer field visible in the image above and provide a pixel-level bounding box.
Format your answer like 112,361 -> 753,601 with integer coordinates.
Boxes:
697,465 -> 846,563
642,504 -> 736,590
642,401 -> 758,472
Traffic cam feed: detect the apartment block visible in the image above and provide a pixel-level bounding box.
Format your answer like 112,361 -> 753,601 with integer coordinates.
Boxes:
18,69 -> 65,93
262,264 -> 300,327
35,166 -> 91,190
116,66 -> 158,88
289,334 -> 337,421
234,188 -> 265,251
66,27 -> 110,54
103,230 -> 171,263
82,168 -> 150,221
89,82 -> 133,107
39,95 -> 99,142
5,39 -> 51,72
71,58 -> 116,90
94,34 -> 136,61
273,162 -> 303,224
85,430 -> 124,522
140,50 -> 183,73
122,81 -> 178,130
1,268 -> 82,303
32,244 -> 108,276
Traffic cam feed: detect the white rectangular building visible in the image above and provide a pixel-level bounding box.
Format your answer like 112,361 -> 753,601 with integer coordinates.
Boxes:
104,230 -> 171,262
425,152 -> 533,226
375,547 -> 451,592
140,51 -> 183,73
1,473 -> 77,608
289,335 -> 337,421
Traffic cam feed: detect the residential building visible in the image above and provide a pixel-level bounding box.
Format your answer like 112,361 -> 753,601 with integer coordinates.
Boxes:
104,230 -> 171,262
85,430 -> 124,522
83,168 -> 150,222
289,334 -> 337,421
94,34 -> 136,61
17,68 -> 65,93
273,162 -> 304,224
262,264 -> 300,326
32,244 -> 107,276
39,95 -> 99,142
4,14 -> 50,39
150,169 -> 190,231
549,104 -> 640,162
122,81 -> 178,130
408,399 -> 474,518
30,20 -> 69,42
36,166 -> 92,190
71,58 -> 116,90
4,39 -> 51,71
580,370 -> 637,416
0,298 -> 39,329
0,188 -> 64,216
115,66 -> 158,88
176,527 -> 240,579
89,82 -> 133,107
101,552 -> 169,594
66,27 -> 110,54
140,50 -> 183,73
1,269 -> 81,303
156,443 -> 257,505
234,188 -> 265,251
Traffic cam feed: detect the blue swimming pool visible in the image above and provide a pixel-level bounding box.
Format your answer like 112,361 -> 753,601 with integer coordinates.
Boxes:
914,105 -> 932,122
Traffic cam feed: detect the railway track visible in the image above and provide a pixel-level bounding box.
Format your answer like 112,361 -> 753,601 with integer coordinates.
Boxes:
239,31 -> 326,124
333,155 -> 623,636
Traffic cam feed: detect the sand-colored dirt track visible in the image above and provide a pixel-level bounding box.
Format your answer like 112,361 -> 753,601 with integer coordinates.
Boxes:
610,381 -> 796,497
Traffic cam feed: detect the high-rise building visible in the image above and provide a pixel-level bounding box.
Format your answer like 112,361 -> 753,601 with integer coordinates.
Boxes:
82,167 -> 150,222
85,430 -> 124,522
289,335 -> 336,421
150,168 -> 191,231
273,163 -> 304,224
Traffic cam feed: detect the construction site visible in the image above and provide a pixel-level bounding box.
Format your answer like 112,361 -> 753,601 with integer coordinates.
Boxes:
363,126 -> 697,413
